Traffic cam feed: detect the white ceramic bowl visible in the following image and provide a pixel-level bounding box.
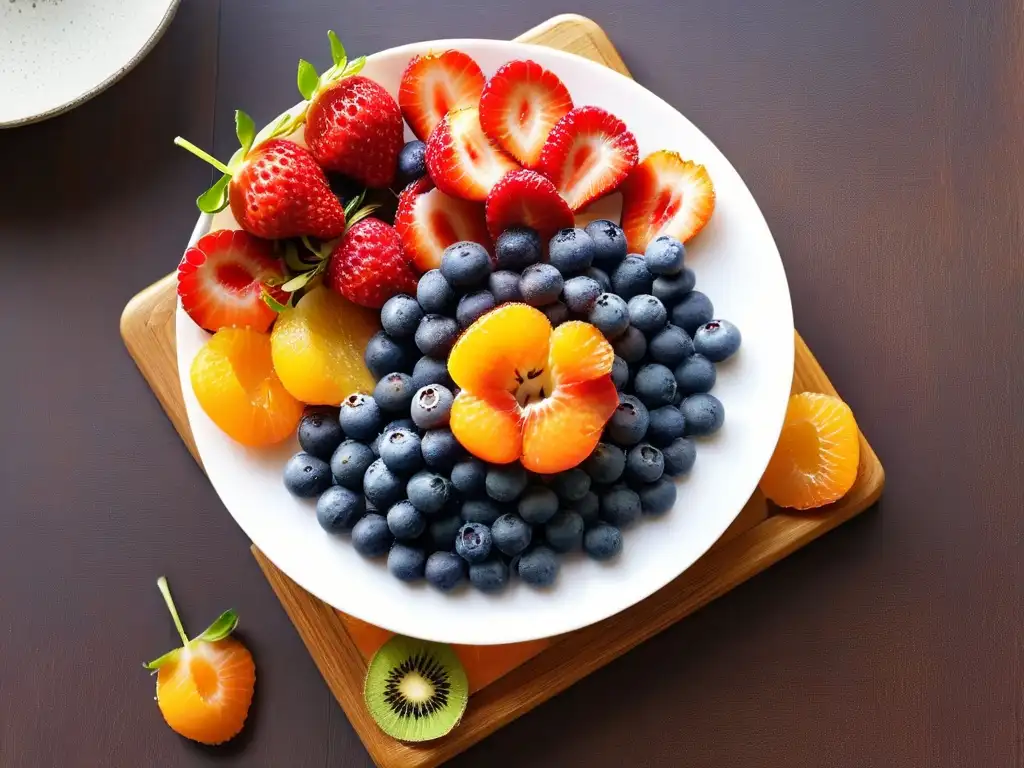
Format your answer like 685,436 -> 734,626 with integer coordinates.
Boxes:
176,39 -> 794,645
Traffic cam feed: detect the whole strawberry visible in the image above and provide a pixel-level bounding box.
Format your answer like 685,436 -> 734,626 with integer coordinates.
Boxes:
328,217 -> 418,309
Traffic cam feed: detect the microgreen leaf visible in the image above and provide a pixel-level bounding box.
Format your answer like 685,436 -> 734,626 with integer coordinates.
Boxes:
261,287 -> 290,312
235,110 -> 256,158
195,609 -> 239,643
143,646 -> 181,671
282,272 -> 314,293
196,173 -> 231,214
297,59 -> 320,101
328,30 -> 346,67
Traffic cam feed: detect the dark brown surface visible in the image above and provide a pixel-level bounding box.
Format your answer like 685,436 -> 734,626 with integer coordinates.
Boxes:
1,2 -> 1021,766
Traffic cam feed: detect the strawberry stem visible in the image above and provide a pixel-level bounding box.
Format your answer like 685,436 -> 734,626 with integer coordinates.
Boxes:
157,576 -> 190,647
173,137 -> 231,176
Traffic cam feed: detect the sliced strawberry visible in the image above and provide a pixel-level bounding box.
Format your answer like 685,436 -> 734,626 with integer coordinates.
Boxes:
485,169 -> 574,243
620,151 -> 716,252
538,106 -> 638,212
479,60 -> 573,169
425,107 -> 520,202
177,229 -> 286,333
395,177 -> 492,272
399,50 -> 485,141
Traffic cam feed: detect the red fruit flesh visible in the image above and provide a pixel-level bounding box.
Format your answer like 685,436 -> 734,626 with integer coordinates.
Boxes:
177,229 -> 286,333
485,169 -> 574,243
479,60 -> 573,169
395,177 -> 492,272
327,218 -> 418,309
620,150 -> 716,252
399,50 -> 486,141
538,106 -> 638,212
425,107 -> 521,202
305,76 -> 404,189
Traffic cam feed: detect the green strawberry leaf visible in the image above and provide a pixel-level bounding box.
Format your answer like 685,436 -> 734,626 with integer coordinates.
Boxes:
344,56 -> 366,78
346,203 -> 381,229
267,112 -> 294,140
261,286 -> 290,312
235,110 -> 256,158
284,242 -> 312,273
297,59 -> 320,101
282,272 -> 314,293
343,189 -> 367,220
195,609 -> 239,643
197,173 -> 231,214
143,646 -> 181,671
328,30 -> 346,68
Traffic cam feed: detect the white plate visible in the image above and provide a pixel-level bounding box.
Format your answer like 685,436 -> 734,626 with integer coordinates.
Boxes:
176,39 -> 794,645
0,0 -> 180,127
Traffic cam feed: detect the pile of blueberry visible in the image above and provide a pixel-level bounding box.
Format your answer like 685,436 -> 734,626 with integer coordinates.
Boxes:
282,220 -> 741,594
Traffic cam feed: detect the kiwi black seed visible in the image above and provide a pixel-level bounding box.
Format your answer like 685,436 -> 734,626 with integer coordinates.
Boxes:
363,635 -> 468,742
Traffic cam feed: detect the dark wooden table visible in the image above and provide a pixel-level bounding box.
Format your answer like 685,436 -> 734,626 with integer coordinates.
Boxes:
2,2 -> 1021,766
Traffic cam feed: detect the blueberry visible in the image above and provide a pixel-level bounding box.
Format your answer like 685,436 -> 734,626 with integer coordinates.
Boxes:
330,439 -> 375,490
351,513 -> 393,557
381,418 -> 416,437
363,458 -> 405,508
316,485 -> 365,532
517,546 -> 559,587
570,491 -> 600,526
519,263 -> 564,306
365,331 -> 412,380
585,266 -> 612,292
488,270 -> 522,304
283,452 -> 332,498
494,226 -> 542,271
611,255 -> 654,300
485,464 -> 529,502
421,428 -> 463,471
441,241 -> 491,289
674,354 -> 717,395
639,477 -> 677,515
387,500 -> 427,540
680,393 -> 725,436
561,276 -> 602,315
428,515 -> 463,551
410,384 -> 454,430
671,291 -> 714,335
626,443 -> 665,484
588,293 -> 629,338
544,511 -> 584,552
652,268 -> 696,306
456,290 -> 496,328
406,471 -> 451,515
626,295 -> 668,335
450,458 -> 487,497
380,294 -> 423,339
388,542 -> 427,581
548,227 -> 596,274
693,319 -> 742,363
646,406 -> 687,447
416,269 -> 456,315
599,485 -> 642,527
425,551 -> 466,591
585,219 -> 627,270
551,468 -> 591,502
583,442 -> 627,484
517,486 -> 559,525
469,557 -> 509,593
611,325 -> 647,364
455,522 -> 492,563
411,355 -> 453,390
396,140 -> 427,187
338,393 -> 383,441
298,408 -> 344,461
606,394 -> 650,447
649,325 -> 694,367
460,499 -> 502,525
611,356 -> 630,390
491,514 -> 533,556
662,437 -> 697,476
415,314 -> 460,358
584,523 -> 622,560
633,363 -> 678,408
540,301 -> 570,327
374,372 -> 415,413
644,235 -> 685,276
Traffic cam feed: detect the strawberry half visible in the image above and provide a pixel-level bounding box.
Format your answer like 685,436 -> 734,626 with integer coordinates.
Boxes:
538,106 -> 639,212
395,177 -> 492,272
485,169 -> 574,243
425,106 -> 521,202
327,218 -> 419,309
399,50 -> 485,141
479,60 -> 573,169
620,151 -> 716,252
177,229 -> 287,333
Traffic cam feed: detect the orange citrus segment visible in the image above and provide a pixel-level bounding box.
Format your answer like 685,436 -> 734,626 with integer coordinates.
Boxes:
270,285 -> 379,405
521,376 -> 619,473
156,637 -> 256,746
548,321 -> 615,385
449,389 -> 523,464
447,303 -> 551,392
759,392 -> 860,510
190,327 -> 304,446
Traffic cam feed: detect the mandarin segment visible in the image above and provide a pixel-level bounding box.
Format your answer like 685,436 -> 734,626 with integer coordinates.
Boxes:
759,392 -> 860,510
521,376 -> 619,474
449,389 -> 523,464
548,321 -> 615,385
447,303 -> 551,392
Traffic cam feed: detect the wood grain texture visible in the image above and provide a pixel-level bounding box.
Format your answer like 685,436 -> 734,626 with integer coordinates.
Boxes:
119,15 -> 883,768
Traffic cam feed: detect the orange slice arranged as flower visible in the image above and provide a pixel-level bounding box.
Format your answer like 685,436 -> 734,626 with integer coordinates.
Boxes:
759,392 -> 860,510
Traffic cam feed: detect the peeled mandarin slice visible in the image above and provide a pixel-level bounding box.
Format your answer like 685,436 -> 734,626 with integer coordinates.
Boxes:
190,327 -> 304,446
270,285 -> 379,405
548,321 -> 615,385
449,389 -> 523,464
521,376 -> 619,474
759,392 -> 860,510
447,303 -> 551,392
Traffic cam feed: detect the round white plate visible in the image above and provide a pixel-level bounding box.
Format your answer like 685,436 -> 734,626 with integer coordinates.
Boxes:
0,0 -> 180,127
176,39 -> 794,645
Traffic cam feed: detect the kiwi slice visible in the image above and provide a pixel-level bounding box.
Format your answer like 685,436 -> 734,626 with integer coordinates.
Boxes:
364,635 -> 468,742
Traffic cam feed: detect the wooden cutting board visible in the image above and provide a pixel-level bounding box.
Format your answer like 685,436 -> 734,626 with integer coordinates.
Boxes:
120,14 -> 885,767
